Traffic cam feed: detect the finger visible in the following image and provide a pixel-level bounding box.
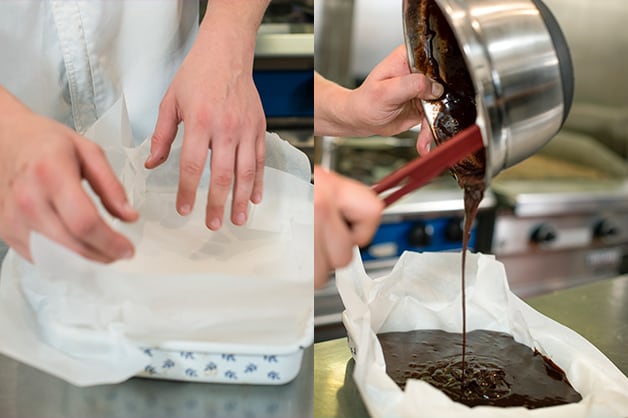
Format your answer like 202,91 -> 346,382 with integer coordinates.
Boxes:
417,116 -> 435,156
230,138 -> 256,226
314,236 -> 329,289
322,202 -> 355,270
38,203 -> 113,263
251,132 -> 265,204
336,179 -> 384,247
314,168 -> 331,288
176,122 -> 210,216
313,167 -> 357,275
206,138 -> 236,230
73,137 -> 139,222
313,214 -> 354,288
7,180 -> 112,263
380,73 -> 443,107
51,177 -> 135,261
145,91 -> 180,169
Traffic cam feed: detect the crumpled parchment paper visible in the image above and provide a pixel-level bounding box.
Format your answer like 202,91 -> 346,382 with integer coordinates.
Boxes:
0,98 -> 313,386
336,250 -> 628,417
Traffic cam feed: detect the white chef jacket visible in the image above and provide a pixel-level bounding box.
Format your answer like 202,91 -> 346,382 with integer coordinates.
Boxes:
0,1 -> 198,143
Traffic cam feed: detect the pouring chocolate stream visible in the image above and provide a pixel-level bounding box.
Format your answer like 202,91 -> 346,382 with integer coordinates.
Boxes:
404,0 -> 486,391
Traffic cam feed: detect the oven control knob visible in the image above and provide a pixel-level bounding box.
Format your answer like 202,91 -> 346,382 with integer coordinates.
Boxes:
594,219 -> 619,238
531,224 -> 557,244
445,219 -> 464,242
407,223 -> 433,247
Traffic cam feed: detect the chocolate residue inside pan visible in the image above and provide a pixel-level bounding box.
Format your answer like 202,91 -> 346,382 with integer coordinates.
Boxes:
409,0 -> 484,190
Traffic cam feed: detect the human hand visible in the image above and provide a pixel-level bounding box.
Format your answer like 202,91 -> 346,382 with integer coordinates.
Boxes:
314,45 -> 438,153
0,89 -> 138,263
314,166 -> 384,288
145,3 -> 267,231
348,44 -> 442,137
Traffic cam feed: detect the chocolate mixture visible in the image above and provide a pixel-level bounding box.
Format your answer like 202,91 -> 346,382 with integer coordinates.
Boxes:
378,329 -> 583,408
383,0 -> 582,408
410,0 -> 486,382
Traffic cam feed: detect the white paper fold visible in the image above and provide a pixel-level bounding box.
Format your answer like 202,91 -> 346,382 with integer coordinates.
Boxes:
0,98 -> 313,386
336,250 -> 628,417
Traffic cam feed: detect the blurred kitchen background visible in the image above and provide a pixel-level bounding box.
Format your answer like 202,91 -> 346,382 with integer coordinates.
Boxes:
314,0 -> 628,341
251,0 -> 315,168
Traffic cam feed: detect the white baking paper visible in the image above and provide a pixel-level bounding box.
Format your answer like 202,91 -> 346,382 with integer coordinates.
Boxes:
0,98 -> 313,386
336,250 -> 628,417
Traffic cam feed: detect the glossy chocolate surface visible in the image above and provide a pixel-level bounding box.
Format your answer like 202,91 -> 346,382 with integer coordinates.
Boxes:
378,329 -> 582,408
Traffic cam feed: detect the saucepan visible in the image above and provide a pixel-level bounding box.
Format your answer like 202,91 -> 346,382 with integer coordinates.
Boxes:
403,0 -> 574,185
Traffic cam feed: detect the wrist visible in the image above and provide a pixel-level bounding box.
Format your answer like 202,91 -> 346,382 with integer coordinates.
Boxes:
314,74 -> 364,137
0,86 -> 30,122
198,0 -> 269,61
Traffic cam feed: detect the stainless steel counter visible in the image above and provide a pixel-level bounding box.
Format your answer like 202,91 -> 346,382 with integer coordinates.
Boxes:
0,245 -> 313,418
314,275 -> 628,418
0,347 -> 312,418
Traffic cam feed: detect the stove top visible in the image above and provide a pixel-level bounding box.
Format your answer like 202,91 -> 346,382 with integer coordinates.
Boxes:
491,179 -> 628,217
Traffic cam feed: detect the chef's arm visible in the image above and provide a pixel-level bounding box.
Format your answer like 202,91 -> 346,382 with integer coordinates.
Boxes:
145,0 -> 270,232
198,0 -> 270,60
314,72 -> 356,137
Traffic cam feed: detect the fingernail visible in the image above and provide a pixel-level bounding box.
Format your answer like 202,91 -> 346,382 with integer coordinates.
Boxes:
145,152 -> 153,165
431,82 -> 444,99
179,204 -> 191,216
234,212 -> 246,225
121,249 -> 134,259
122,202 -> 137,215
208,217 -> 222,230
252,192 -> 262,204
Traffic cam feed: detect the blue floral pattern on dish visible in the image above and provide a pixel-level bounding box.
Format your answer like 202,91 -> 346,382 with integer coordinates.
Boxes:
137,346 -> 304,385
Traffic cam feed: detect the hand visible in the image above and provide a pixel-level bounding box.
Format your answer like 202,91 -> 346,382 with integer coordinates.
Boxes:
0,89 -> 138,263
349,45 -> 443,137
314,166 -> 384,288
145,2 -> 268,231
315,44 -> 441,153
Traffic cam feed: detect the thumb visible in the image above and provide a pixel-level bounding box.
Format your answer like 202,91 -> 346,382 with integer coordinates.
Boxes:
382,73 -> 444,106
145,91 -> 180,169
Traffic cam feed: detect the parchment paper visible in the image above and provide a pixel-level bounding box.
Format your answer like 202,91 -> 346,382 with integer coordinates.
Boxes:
0,98 -> 313,386
336,250 -> 628,417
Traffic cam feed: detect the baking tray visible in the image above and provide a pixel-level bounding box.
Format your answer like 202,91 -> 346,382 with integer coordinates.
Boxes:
137,341 -> 309,385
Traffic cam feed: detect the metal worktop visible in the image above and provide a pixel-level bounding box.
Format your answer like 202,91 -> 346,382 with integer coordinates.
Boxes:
0,243 -> 313,418
0,347 -> 313,418
314,275 -> 628,418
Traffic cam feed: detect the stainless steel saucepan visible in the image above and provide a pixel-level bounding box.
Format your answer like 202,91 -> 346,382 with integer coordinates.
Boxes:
403,0 -> 574,185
